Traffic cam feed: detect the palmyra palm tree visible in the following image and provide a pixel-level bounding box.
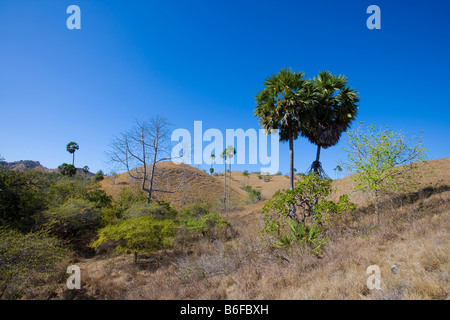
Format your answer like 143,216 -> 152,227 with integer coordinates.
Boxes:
220,149 -> 228,210
225,146 -> 236,209
210,153 -> 215,175
301,71 -> 359,178
66,141 -> 79,166
255,68 -> 313,221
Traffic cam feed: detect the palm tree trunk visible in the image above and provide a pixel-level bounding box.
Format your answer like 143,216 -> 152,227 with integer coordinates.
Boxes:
224,157 -> 227,210
314,145 -> 321,174
288,127 -> 298,222
289,129 -> 294,190
228,163 -> 231,209
72,152 -> 75,166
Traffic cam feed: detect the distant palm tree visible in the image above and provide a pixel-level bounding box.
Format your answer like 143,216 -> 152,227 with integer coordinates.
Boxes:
66,142 -> 79,166
226,146 -> 236,208
301,71 -> 359,177
210,153 -> 215,175
220,149 -> 228,210
335,164 -> 343,179
242,170 -> 250,186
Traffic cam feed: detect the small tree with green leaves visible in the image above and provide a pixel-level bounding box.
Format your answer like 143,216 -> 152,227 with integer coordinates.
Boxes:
58,163 -> 77,177
93,170 -> 104,181
262,174 -> 354,252
343,123 -> 428,223
92,215 -> 176,263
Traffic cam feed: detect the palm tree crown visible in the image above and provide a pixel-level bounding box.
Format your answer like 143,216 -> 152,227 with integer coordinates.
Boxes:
66,141 -> 79,166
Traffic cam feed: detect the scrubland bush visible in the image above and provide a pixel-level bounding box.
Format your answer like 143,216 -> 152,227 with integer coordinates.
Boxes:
91,215 -> 176,262
262,174 -> 355,254
0,228 -> 68,299
124,201 -> 177,220
179,202 -> 231,240
0,169 -> 50,230
245,186 -> 262,203
43,198 -> 102,241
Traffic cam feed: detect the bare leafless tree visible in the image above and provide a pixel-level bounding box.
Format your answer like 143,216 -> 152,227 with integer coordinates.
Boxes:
107,116 -> 184,201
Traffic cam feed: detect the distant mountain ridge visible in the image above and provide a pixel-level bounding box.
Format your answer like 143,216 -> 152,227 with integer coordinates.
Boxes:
0,160 -> 94,176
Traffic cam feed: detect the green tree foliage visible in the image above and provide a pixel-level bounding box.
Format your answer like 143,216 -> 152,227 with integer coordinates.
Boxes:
93,170 -> 104,181
43,198 -> 102,241
58,163 -> 77,177
0,170 -> 50,230
245,186 -> 262,204
180,202 -> 230,239
344,123 -> 428,220
91,215 -> 176,262
300,71 -> 359,171
123,201 -> 177,220
111,187 -> 147,217
255,68 -> 313,196
0,228 -> 68,299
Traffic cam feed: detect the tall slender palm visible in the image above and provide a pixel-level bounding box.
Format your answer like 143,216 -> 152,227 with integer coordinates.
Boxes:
301,71 -> 359,177
210,153 -> 215,175
220,150 -> 228,210
225,146 -> 236,209
255,68 -> 312,221
66,142 -> 79,166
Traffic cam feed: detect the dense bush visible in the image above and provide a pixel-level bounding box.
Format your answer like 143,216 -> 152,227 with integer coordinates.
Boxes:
93,170 -> 104,181
244,186 -> 262,203
0,228 -> 68,299
180,203 -> 230,239
112,187 -> 147,217
43,198 -> 102,241
58,163 -> 76,177
262,174 -> 355,253
124,201 -> 177,220
91,215 -> 176,262
0,170 -> 50,230
180,202 -> 212,218
274,220 -> 328,254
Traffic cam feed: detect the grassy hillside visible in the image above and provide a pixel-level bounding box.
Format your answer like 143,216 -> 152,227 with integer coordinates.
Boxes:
100,162 -> 246,208
31,158 -> 449,300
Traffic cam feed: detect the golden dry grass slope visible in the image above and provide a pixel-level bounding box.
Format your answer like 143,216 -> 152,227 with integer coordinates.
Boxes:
50,158 -> 449,301
100,162 -> 247,208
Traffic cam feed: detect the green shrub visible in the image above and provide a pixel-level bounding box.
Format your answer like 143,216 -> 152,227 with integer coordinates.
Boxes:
245,187 -> 262,204
124,201 -> 177,220
58,163 -> 76,177
91,215 -> 176,262
112,187 -> 147,216
93,170 -> 104,181
0,170 -> 50,230
274,220 -> 328,255
180,202 -> 212,218
43,198 -> 102,240
262,174 -> 355,252
80,184 -> 112,208
0,228 -> 68,299
180,211 -> 230,238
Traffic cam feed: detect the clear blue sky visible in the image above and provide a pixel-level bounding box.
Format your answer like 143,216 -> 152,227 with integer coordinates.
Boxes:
1,0 -> 449,176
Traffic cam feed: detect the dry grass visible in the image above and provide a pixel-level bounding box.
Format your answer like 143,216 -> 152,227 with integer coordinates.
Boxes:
30,158 -> 450,300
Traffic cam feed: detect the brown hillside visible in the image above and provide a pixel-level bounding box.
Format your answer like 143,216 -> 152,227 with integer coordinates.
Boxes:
227,157 -> 450,206
100,162 -> 246,208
